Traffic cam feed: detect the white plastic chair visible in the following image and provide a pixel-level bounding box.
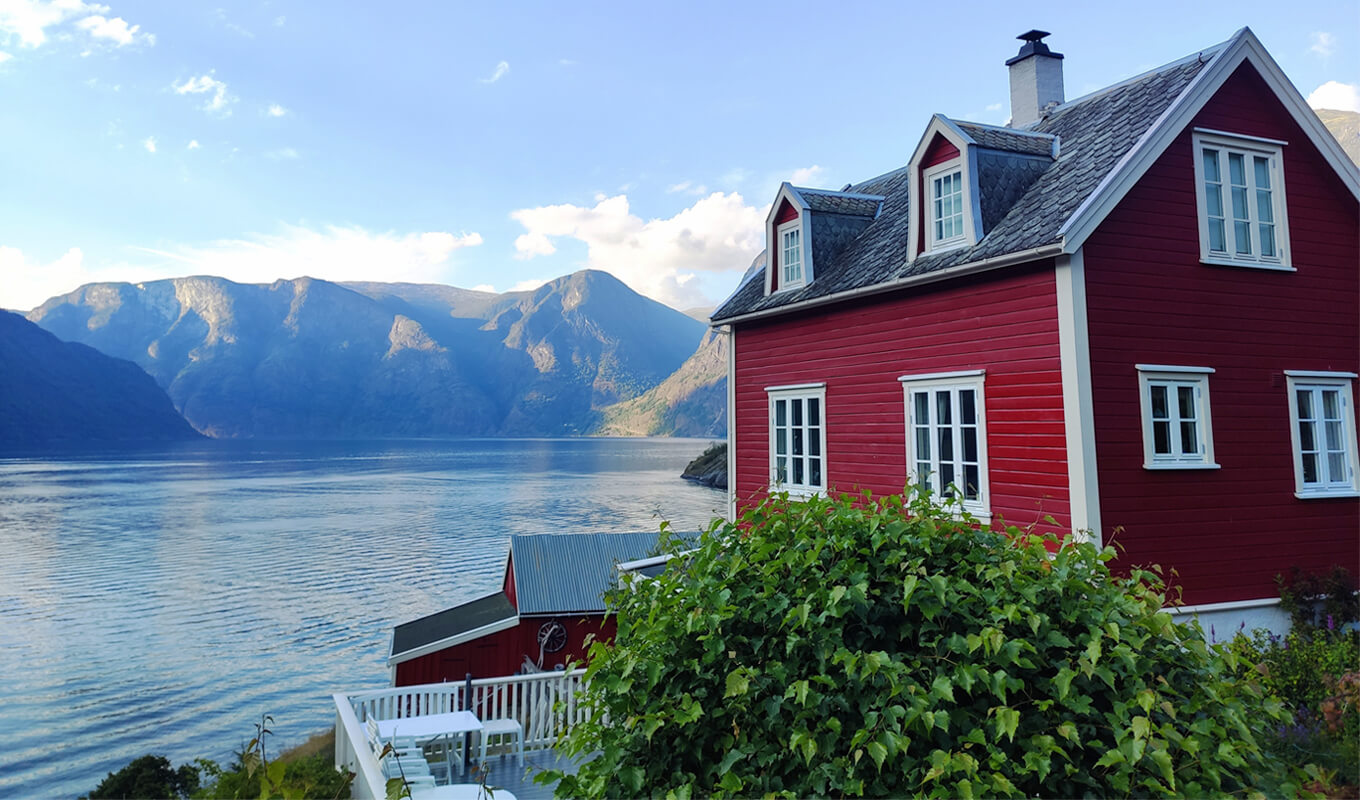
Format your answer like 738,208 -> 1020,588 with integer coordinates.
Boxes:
477,718 -> 524,766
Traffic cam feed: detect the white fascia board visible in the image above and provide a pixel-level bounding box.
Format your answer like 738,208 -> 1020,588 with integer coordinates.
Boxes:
387,614 -> 521,667
1060,27 -> 1359,254
725,325 -> 736,522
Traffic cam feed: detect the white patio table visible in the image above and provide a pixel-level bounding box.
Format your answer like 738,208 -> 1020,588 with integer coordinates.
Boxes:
378,711 -> 484,779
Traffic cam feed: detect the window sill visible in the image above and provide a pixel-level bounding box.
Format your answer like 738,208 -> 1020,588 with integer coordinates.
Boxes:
775,486 -> 825,500
1143,462 -> 1221,470
772,281 -> 807,294
1295,490 -> 1360,500
925,239 -> 970,256
1200,256 -> 1295,272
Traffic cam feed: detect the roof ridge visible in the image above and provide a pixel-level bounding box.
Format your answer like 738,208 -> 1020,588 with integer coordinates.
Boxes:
845,163 -> 912,192
1036,37 -> 1233,125
795,186 -> 887,200
951,119 -> 1056,139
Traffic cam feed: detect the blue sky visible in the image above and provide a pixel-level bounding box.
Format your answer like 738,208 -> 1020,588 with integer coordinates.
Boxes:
1,0 -> 1355,312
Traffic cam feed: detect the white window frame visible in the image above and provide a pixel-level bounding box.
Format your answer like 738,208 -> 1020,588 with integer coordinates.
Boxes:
901,370 -> 990,520
1285,371 -> 1360,499
923,161 -> 969,253
1136,365 -> 1219,470
776,220 -> 805,291
766,383 -> 826,497
1191,129 -> 1292,271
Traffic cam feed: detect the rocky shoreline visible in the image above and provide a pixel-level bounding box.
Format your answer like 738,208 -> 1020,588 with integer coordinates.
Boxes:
681,442 -> 727,490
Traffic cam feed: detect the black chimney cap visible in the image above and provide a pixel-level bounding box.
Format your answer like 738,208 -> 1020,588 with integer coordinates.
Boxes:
1006,29 -> 1064,65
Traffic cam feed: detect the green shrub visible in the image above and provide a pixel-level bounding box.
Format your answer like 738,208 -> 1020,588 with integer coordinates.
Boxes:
1228,627 -> 1360,712
87,754 -> 200,799
547,491 -> 1284,798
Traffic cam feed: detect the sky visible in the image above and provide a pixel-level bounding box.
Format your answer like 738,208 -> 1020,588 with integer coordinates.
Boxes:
0,0 -> 1356,313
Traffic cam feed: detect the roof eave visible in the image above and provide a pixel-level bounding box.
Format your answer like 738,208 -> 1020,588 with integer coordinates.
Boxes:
713,243 -> 1064,326
388,613 -> 520,667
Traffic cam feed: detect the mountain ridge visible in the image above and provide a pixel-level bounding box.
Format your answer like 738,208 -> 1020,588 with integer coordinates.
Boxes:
28,270 -> 706,438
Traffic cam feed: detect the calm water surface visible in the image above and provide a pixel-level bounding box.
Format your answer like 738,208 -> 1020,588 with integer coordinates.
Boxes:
0,438 -> 725,799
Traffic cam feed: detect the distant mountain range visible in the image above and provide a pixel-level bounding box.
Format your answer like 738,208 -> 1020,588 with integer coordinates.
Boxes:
0,310 -> 200,446
1319,108 -> 1360,165
25,270 -> 708,439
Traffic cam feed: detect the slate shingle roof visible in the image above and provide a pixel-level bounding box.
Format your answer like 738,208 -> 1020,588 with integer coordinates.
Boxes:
796,188 -> 884,217
712,49 -> 1214,323
955,122 -> 1056,156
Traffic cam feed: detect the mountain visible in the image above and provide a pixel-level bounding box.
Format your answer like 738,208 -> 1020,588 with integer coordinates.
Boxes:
1319,108 -> 1360,165
592,328 -> 727,437
27,270 -> 706,438
0,310 -> 199,446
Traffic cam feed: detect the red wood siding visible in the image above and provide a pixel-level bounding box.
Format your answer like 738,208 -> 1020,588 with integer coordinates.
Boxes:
1083,63 -> 1360,606
922,134 -> 960,167
394,616 -> 616,686
502,559 -> 517,609
732,262 -> 1070,531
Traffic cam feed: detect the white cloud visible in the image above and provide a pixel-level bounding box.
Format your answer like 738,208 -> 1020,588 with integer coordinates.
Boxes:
267,103 -> 287,117
142,135 -> 155,153
469,283 -> 496,293
0,1 -> 151,49
480,60 -> 509,84
0,50 -> 10,62
789,165 -> 826,186
187,139 -> 200,150
666,180 -> 708,196
273,15 -> 285,26
0,226 -> 486,311
265,147 -> 299,160
133,225 -> 484,286
1311,32 -> 1336,58
74,14 -> 150,46
558,58 -> 576,66
0,245 -> 88,310
172,71 -> 234,114
1308,80 -> 1360,112
510,191 -> 766,308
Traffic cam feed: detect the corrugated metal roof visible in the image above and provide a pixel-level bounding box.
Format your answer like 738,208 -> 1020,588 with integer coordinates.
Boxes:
510,532 -> 684,615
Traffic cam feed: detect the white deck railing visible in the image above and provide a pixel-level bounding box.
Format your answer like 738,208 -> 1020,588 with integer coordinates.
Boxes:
334,669 -> 588,800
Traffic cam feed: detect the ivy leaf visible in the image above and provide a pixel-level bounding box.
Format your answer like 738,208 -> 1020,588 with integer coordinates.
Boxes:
1131,715 -> 1150,740
930,674 -> 955,703
995,707 -> 1020,743
1149,749 -> 1175,790
1095,748 -> 1127,769
725,668 -> 751,699
866,741 -> 888,770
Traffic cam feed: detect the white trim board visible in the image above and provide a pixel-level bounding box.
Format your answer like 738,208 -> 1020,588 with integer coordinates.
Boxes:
1055,250 -> 1101,544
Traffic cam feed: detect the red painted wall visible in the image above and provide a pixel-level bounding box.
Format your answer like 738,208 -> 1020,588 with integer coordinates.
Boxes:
732,262 -> 1070,531
502,559 -> 517,610
394,616 -> 617,686
1082,63 -> 1360,605
922,134 -> 961,167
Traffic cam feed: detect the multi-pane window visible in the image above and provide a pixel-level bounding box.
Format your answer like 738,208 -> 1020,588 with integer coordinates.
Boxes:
778,221 -> 803,288
768,385 -> 825,495
1286,374 -> 1359,498
1136,366 -> 1217,468
902,372 -> 988,516
1193,131 -> 1289,268
929,167 -> 965,247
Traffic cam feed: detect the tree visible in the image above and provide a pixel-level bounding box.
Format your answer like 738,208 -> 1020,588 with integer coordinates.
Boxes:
548,491 -> 1282,798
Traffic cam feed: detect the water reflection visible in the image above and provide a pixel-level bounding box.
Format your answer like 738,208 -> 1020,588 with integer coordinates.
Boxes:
0,438 -> 724,799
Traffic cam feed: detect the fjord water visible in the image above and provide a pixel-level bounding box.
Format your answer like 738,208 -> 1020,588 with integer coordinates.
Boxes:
0,438 -> 725,799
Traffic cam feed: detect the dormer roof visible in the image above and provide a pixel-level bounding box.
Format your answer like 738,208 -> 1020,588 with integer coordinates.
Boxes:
713,28 -> 1359,325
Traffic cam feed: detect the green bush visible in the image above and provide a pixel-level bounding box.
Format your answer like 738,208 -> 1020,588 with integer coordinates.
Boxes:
547,491 -> 1284,798
1228,627 -> 1360,712
87,754 -> 200,799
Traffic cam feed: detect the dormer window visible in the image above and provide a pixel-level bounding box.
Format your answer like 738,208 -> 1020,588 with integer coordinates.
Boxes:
779,221 -> 804,288
927,164 -> 966,248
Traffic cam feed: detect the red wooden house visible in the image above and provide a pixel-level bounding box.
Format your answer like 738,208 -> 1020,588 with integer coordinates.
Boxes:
711,29 -> 1359,636
389,532 -> 678,685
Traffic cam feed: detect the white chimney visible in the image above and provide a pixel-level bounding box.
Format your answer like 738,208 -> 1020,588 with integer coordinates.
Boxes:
1007,30 -> 1064,128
